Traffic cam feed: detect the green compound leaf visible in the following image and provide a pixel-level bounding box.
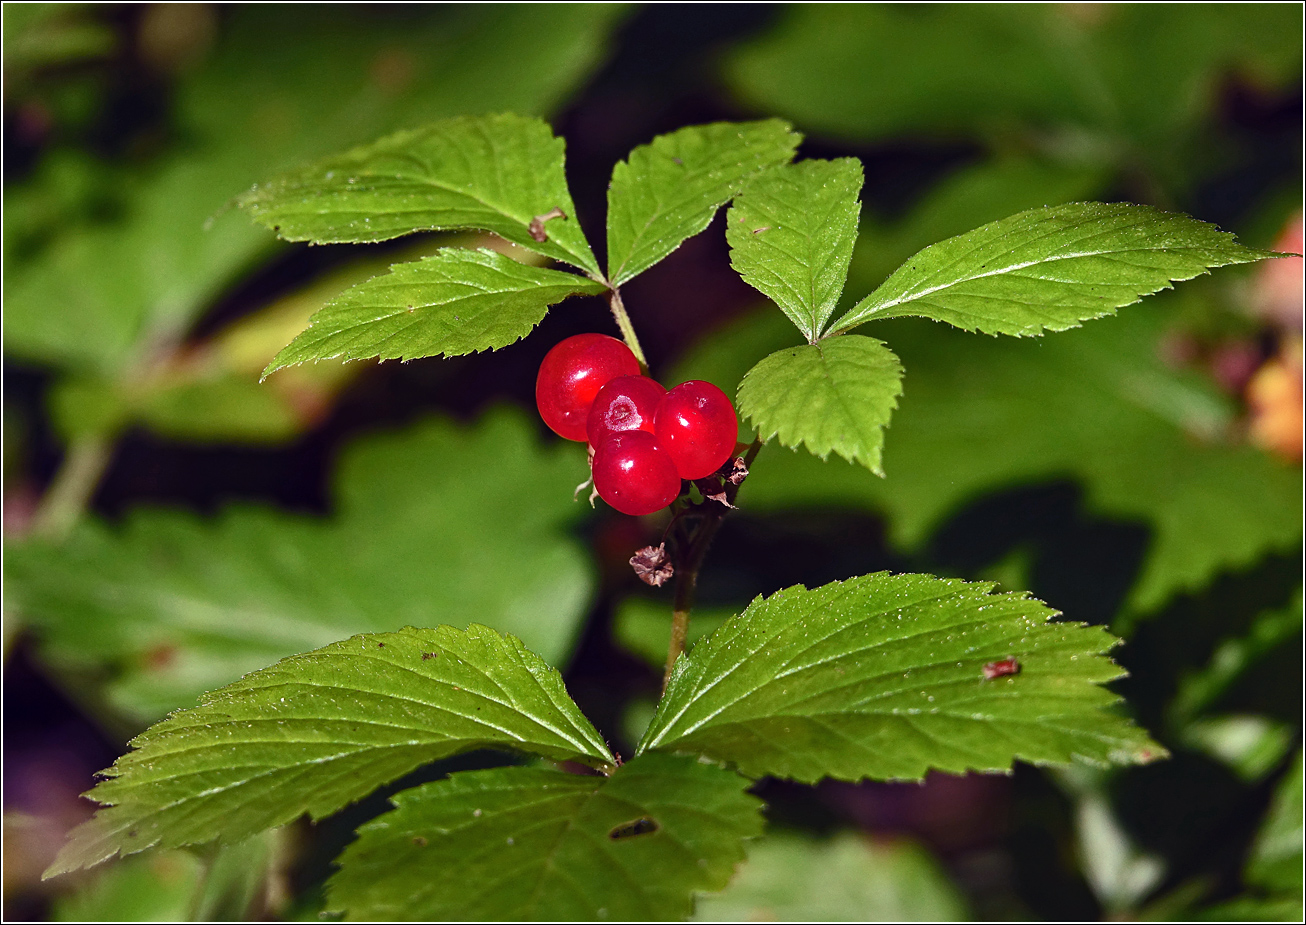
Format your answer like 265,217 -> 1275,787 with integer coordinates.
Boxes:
737,335 -> 903,475
727,159 -> 863,342
6,408 -> 594,722
638,573 -> 1163,783
606,120 -> 802,287
327,753 -> 763,921
829,203 -> 1276,337
239,113 -> 600,277
262,248 -> 604,377
46,624 -> 614,879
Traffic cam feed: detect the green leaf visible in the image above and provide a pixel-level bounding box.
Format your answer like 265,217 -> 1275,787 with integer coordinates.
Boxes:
263,248 -> 605,376
1171,590 -> 1303,728
639,572 -> 1163,783
50,850 -> 205,923
606,120 -> 802,287
327,753 -> 762,921
684,303 -> 1301,614
724,5 -> 1087,144
6,408 -> 595,721
46,624 -> 614,878
829,202 -> 1276,337
737,335 -> 903,475
694,831 -> 969,922
53,833 -> 280,922
723,4 -> 1302,164
726,159 -> 863,342
846,157 -> 1113,297
4,5 -> 624,376
239,114 -> 600,277
1245,750 -> 1304,895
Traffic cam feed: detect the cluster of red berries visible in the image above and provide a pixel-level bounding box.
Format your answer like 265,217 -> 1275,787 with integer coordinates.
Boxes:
535,334 -> 738,516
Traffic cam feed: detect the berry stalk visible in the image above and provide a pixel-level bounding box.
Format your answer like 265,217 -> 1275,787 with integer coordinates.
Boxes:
605,288 -> 648,371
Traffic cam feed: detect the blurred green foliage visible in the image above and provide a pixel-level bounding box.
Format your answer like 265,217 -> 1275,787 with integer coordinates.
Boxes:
6,409 -> 595,723
694,831 -> 969,922
3,3 -> 1300,921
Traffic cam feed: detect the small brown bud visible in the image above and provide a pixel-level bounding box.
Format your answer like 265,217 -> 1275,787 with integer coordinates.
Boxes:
630,543 -> 673,587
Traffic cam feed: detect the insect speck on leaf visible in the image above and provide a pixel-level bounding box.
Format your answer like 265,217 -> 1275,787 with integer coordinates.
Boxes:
609,817 -> 658,839
983,657 -> 1020,680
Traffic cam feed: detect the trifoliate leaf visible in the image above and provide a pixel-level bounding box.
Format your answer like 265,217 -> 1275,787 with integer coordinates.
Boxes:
726,159 -> 863,342
737,335 -> 903,475
239,113 -> 600,277
639,573 -> 1163,782
261,248 -> 604,377
45,624 -> 614,878
828,203 -> 1276,337
606,120 -> 801,287
327,753 -> 762,921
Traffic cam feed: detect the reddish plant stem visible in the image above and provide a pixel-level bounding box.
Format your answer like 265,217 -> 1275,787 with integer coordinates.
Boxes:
661,439 -> 763,691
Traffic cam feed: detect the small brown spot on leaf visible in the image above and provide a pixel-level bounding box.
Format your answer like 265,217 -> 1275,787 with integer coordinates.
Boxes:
377,642 -> 385,648
528,207 -> 567,242
412,835 -> 428,847
609,817 -> 658,839
421,652 -> 437,660
982,657 -> 1020,680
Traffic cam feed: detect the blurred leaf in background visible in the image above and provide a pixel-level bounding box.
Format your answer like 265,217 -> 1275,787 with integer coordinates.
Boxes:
5,408 -> 595,724
694,831 -> 969,922
676,295 -> 1300,617
3,4 -> 627,439
724,4 -> 1301,197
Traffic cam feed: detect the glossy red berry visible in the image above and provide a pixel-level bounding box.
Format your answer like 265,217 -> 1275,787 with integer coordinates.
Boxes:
654,380 -> 738,479
592,431 -> 682,516
586,375 -> 667,447
536,334 -> 641,441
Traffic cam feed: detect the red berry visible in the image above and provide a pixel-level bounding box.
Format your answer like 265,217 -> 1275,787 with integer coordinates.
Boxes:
536,334 -> 641,441
587,375 -> 667,447
654,380 -> 738,479
592,431 -> 682,516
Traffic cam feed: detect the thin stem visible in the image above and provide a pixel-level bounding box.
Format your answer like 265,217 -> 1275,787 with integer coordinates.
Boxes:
31,435 -> 113,541
663,515 -> 721,691
660,439 -> 764,691
606,288 -> 648,370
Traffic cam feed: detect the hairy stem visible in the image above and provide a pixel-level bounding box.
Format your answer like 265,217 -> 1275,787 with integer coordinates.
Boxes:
31,435 -> 113,541
606,288 -> 648,370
